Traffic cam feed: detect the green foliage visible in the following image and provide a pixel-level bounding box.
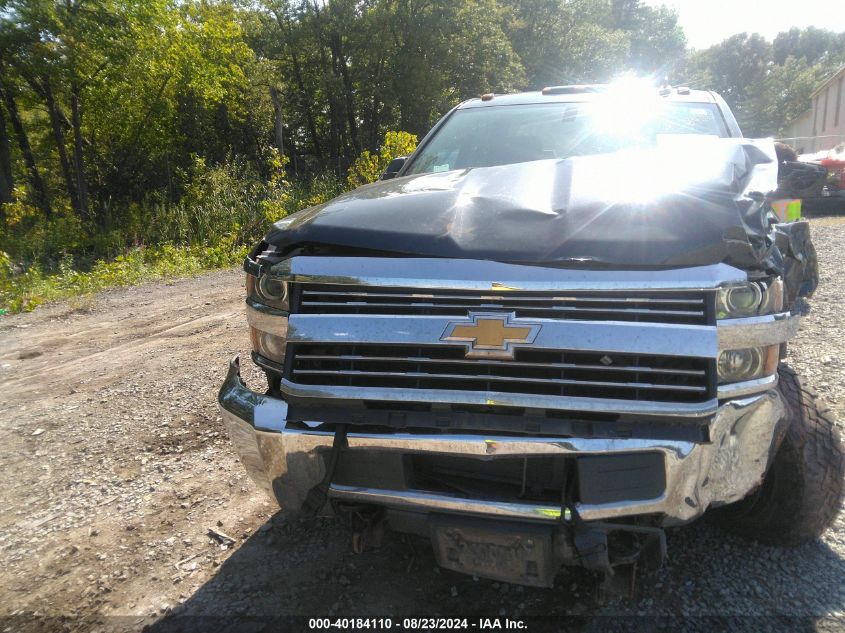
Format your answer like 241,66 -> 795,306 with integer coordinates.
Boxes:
0,164 -> 348,314
0,188 -> 86,263
0,150 -> 345,313
0,241 -> 249,314
505,0 -> 685,87
773,27 -> 845,66
347,131 -> 418,187
679,27 -> 845,137
745,57 -> 832,137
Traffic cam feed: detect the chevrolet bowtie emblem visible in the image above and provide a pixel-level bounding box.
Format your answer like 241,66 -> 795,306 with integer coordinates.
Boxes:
441,312 -> 541,359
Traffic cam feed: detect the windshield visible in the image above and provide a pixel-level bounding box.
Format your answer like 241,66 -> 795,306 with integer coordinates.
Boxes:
405,101 -> 730,175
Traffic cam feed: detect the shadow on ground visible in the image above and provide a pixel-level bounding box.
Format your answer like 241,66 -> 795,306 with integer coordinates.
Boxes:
143,511 -> 599,631
143,512 -> 845,632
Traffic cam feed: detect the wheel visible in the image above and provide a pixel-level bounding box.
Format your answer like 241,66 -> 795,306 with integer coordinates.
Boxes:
713,365 -> 844,545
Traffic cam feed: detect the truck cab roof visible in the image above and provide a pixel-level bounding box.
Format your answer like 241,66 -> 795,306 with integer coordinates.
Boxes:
452,85 -> 740,138
458,84 -> 721,109
458,86 -> 719,109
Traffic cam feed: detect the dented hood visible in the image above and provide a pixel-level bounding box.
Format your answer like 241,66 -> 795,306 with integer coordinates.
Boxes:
265,139 -> 781,269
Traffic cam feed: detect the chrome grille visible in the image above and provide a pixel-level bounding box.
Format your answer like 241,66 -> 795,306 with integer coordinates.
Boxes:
295,284 -> 710,325
288,344 -> 713,403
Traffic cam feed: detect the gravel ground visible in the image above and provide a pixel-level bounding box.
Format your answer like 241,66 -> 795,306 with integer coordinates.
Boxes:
1,217 -> 843,632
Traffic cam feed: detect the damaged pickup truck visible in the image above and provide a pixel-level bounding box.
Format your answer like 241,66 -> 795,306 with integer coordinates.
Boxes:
219,84 -> 844,588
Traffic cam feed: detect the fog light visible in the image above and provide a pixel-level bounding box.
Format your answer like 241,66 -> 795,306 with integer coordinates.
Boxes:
717,345 -> 778,383
250,327 -> 286,364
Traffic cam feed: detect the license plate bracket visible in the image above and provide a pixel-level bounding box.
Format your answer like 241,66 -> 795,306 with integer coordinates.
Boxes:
429,514 -> 556,587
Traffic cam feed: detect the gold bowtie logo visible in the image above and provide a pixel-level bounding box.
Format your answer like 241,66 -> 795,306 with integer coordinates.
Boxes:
441,312 -> 541,359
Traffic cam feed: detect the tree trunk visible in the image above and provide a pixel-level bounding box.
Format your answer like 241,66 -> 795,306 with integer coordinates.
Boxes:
329,31 -> 359,155
0,99 -> 13,205
116,72 -> 172,177
366,53 -> 386,150
43,79 -> 80,216
269,85 -> 286,161
289,46 -> 323,164
70,83 -> 89,221
0,77 -> 51,217
271,7 -> 323,164
327,48 -> 341,164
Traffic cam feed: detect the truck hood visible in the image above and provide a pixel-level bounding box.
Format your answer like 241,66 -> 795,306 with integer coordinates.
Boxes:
264,139 -> 780,268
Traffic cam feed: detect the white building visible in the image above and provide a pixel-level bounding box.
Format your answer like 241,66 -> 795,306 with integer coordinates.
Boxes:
780,65 -> 845,154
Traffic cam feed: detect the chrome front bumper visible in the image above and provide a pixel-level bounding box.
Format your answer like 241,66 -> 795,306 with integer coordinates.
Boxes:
219,356 -> 787,526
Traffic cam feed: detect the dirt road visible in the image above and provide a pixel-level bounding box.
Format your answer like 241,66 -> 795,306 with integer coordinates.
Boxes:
2,219 -> 844,631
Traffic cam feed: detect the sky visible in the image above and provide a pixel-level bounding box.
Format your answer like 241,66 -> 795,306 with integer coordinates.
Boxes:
643,0 -> 845,50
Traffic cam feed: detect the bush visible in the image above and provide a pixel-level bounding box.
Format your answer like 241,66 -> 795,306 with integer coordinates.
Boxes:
0,152 -> 350,313
347,131 -> 418,187
0,241 -> 249,313
0,188 -> 87,267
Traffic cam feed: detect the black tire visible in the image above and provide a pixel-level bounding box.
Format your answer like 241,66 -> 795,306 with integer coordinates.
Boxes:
714,364 -> 844,545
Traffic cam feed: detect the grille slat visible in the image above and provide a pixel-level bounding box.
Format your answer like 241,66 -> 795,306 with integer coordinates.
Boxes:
301,290 -> 705,305
301,301 -> 702,319
294,354 -> 706,376
298,284 -> 709,325
292,369 -> 707,393
288,344 -> 712,403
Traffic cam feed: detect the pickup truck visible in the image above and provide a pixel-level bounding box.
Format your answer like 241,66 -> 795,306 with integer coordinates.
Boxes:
219,84 -> 844,589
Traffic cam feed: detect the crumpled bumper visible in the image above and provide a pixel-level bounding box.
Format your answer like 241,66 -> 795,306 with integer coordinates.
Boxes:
219,356 -> 787,525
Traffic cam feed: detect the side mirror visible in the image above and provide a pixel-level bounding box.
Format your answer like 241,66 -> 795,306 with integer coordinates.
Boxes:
379,156 -> 407,180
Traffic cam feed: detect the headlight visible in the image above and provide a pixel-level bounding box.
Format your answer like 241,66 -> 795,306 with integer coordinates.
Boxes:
717,345 -> 778,383
716,279 -> 783,318
246,271 -> 288,364
247,272 -> 289,311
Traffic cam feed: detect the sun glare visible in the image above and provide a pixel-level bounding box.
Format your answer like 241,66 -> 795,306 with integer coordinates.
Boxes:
589,77 -> 662,139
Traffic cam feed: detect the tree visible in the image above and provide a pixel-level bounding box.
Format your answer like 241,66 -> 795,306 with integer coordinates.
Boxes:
92,0 -> 260,195
506,0 -> 629,88
745,56 -> 839,137
623,3 -> 686,76
773,27 -> 845,66
249,0 -> 525,170
681,27 -> 845,137
0,69 -> 51,216
680,33 -> 772,131
0,97 -> 13,205
0,0 -> 145,221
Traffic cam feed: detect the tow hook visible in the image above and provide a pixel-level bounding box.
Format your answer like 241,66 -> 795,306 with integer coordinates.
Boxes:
577,522 -> 666,600
342,504 -> 385,553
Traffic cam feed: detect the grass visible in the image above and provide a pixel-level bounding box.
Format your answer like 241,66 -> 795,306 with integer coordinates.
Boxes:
1,241 -> 248,314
